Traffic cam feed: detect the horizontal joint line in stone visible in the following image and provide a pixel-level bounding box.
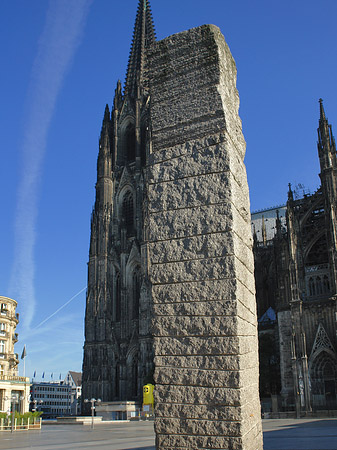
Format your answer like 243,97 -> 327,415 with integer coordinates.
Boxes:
154,313 -> 238,317
155,431 -> 242,438
155,351 -> 255,357
155,367 -> 241,373
149,199 -> 233,214
154,334 -> 256,338
151,253 -> 235,266
147,169 -> 230,186
151,275 -> 236,286
156,416 -> 242,424
147,229 -> 236,244
156,402 -> 243,408
151,111 -> 225,135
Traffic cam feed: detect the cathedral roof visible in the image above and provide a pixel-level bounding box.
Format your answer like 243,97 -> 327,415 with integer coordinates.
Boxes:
124,0 -> 156,98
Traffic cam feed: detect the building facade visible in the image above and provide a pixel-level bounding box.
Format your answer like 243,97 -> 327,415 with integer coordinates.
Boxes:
64,371 -> 82,415
30,382 -> 72,418
0,296 -> 29,413
252,100 -> 337,412
82,0 -> 155,405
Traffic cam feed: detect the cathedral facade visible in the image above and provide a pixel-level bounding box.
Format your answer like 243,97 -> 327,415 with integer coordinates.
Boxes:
82,0 -> 155,404
252,100 -> 337,412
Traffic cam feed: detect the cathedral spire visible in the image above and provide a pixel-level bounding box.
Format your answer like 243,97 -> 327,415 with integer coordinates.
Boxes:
317,98 -> 337,173
99,104 -> 111,154
319,98 -> 327,122
124,0 -> 156,98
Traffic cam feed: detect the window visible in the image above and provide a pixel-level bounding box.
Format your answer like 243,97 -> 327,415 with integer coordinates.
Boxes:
316,276 -> 323,295
0,364 -> 4,376
0,341 -> 5,353
132,269 -> 141,320
0,304 -> 7,316
125,123 -> 136,162
122,192 -> 134,236
0,323 -> 6,336
309,277 -> 315,296
323,275 -> 330,293
115,272 -> 121,322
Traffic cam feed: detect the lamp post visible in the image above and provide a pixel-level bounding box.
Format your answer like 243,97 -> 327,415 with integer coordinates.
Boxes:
84,398 -> 101,429
4,394 -> 24,433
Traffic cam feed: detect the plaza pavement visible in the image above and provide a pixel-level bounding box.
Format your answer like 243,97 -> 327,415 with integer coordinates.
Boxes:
0,418 -> 337,449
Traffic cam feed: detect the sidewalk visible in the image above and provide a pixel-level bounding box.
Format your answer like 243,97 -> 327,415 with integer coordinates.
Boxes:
0,418 -> 336,449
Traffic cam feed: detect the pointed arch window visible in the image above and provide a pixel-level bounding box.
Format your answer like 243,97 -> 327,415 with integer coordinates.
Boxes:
132,268 -> 141,320
309,277 -> 315,296
316,276 -> 323,295
122,192 -> 134,236
125,123 -> 136,162
323,275 -> 330,293
131,355 -> 138,398
115,272 -> 121,322
140,122 -> 147,166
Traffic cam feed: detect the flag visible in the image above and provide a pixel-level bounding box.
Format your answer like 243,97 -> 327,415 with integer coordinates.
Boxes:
59,373 -> 62,380
51,373 -> 53,379
33,370 -> 36,378
21,345 -> 27,360
42,372 -> 45,379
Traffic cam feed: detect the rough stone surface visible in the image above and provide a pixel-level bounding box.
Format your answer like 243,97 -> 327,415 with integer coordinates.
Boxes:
147,25 -> 262,449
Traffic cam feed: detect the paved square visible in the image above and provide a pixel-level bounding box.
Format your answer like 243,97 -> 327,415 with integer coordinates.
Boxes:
0,418 -> 337,449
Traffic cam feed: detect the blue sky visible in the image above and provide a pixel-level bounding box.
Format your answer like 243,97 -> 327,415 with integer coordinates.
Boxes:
1,0 -> 337,380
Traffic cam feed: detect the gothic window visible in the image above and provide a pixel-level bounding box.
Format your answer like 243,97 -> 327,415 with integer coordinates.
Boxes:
306,235 -> 329,266
140,122 -> 147,165
309,277 -> 315,296
132,268 -> 141,319
316,276 -> 323,295
122,192 -> 134,236
115,272 -> 121,322
131,355 -> 138,398
125,122 -> 136,162
323,275 -> 330,293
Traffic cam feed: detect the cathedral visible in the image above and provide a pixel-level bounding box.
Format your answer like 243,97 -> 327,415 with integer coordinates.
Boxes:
83,0 -> 337,415
252,99 -> 337,413
82,0 -> 155,404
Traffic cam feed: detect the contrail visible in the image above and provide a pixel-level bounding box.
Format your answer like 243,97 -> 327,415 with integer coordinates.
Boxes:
35,287 -> 87,330
9,0 -> 93,330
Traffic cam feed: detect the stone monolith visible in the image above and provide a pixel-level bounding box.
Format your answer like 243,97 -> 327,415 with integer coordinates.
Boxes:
147,25 -> 263,450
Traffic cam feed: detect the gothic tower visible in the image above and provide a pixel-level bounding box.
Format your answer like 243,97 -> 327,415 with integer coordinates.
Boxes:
82,0 -> 156,405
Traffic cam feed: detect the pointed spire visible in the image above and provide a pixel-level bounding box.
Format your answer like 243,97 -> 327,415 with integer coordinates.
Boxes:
99,105 -> 111,155
103,104 -> 110,125
317,99 -> 337,171
114,80 -> 122,110
319,98 -> 326,122
288,183 -> 294,201
125,0 -> 156,98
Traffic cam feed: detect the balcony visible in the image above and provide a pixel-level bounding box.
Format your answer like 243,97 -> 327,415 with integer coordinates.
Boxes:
0,374 -> 30,383
8,353 -> 19,364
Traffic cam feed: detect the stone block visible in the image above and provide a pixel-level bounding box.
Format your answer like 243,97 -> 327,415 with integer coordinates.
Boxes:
148,23 -> 262,449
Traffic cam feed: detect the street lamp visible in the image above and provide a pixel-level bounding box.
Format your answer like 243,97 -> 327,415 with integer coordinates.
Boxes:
4,394 -> 24,433
84,398 -> 101,429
